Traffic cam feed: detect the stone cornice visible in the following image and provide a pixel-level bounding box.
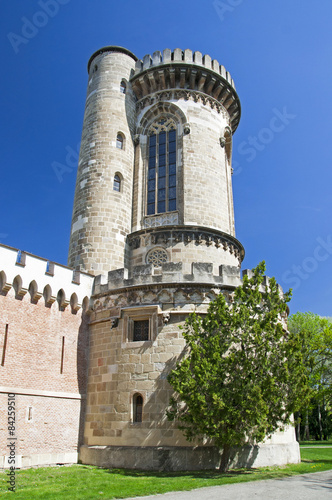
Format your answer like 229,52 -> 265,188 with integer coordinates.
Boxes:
131,60 -> 241,132
136,89 -> 236,128
127,225 -> 245,263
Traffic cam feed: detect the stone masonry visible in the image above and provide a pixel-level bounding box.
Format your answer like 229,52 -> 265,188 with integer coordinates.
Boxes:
0,46 -> 300,471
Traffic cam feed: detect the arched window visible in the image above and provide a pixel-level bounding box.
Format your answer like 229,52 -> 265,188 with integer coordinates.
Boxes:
120,80 -> 126,94
133,393 -> 143,423
116,133 -> 124,149
113,174 -> 121,192
147,117 -> 177,215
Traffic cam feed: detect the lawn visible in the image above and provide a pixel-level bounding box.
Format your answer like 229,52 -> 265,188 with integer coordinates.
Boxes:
0,447 -> 331,499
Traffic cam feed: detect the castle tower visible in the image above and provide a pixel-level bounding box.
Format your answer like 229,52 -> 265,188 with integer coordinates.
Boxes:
77,47 -> 299,470
68,46 -> 243,276
68,47 -> 138,275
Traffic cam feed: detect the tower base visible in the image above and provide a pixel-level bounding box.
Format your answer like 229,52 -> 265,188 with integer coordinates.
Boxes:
79,442 -> 300,471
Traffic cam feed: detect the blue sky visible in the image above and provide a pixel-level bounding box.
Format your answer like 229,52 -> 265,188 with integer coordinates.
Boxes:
1,0 -> 332,316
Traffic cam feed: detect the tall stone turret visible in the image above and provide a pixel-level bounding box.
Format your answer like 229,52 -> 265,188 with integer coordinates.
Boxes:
68,47 -> 137,275
75,47 -> 299,472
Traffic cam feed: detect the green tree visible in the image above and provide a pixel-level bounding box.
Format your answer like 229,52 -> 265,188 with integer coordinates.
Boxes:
288,312 -> 332,440
167,262 -> 309,471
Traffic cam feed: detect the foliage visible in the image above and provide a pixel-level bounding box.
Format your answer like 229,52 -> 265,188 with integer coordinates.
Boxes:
288,312 -> 332,440
167,262 -> 309,470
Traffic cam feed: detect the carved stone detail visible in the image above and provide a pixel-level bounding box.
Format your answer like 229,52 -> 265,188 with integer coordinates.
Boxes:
137,90 -> 230,126
111,317 -> 119,329
162,312 -> 171,324
144,212 -> 179,228
127,228 -> 244,264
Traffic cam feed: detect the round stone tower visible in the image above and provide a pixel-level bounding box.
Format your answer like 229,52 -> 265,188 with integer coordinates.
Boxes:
128,48 -> 242,275
68,47 -> 137,275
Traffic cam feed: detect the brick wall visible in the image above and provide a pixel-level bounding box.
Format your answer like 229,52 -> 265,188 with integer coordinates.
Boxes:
0,288 -> 89,466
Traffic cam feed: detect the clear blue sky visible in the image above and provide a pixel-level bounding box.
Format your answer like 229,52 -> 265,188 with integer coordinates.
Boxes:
1,0 -> 332,316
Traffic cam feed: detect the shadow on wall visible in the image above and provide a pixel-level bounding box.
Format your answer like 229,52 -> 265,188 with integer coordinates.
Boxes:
76,298 -> 90,451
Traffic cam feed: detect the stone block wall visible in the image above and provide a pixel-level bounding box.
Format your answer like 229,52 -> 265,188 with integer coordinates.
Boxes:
68,49 -> 137,275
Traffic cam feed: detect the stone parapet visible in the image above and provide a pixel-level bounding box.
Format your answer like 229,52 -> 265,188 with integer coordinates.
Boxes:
92,262 -> 242,297
131,48 -> 240,132
0,243 -> 94,309
134,49 -> 236,89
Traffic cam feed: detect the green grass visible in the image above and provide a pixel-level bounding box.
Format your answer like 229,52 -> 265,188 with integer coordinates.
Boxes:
300,440 -> 332,446
1,448 -> 331,499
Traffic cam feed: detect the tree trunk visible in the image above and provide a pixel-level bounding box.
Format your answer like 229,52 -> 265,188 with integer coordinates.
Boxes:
294,411 -> 300,442
303,408 -> 310,440
219,444 -> 231,472
318,403 -> 323,441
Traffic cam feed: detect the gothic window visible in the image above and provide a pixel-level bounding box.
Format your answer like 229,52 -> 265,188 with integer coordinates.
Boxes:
133,394 -> 143,423
113,174 -> 121,192
133,320 -> 149,341
116,133 -> 124,149
147,117 -> 177,215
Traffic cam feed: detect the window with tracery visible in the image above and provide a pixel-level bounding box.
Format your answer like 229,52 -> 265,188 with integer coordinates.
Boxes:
146,248 -> 168,266
147,117 -> 177,215
133,320 -> 149,341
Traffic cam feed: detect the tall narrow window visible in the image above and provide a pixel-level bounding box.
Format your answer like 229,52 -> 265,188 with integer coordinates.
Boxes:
147,117 -> 177,215
120,80 -> 126,94
133,394 -> 143,423
116,133 -> 124,149
113,174 -> 121,192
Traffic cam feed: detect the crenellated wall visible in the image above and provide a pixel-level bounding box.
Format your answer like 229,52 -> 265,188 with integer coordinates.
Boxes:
131,48 -> 240,133
0,244 -> 94,310
0,244 -> 94,468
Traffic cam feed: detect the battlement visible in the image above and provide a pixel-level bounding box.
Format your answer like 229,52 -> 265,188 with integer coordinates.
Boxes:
0,244 -> 94,311
93,262 -> 242,296
131,48 -> 240,132
134,48 -> 236,89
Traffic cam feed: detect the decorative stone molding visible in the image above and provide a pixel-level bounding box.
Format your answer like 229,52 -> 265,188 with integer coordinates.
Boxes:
146,248 -> 169,267
136,89 -> 233,128
219,137 -> 226,148
162,312 -> 171,324
30,291 -> 43,304
127,226 -> 245,263
110,317 -> 119,329
0,281 -> 12,294
143,212 -> 179,228
15,287 -> 28,300
131,52 -> 241,131
134,49 -> 236,88
183,123 -> 191,135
